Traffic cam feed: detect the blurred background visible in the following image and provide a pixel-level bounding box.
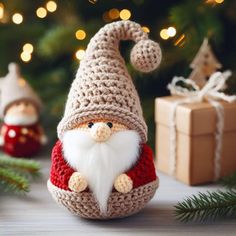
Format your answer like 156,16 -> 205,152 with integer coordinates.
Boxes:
0,0 -> 236,148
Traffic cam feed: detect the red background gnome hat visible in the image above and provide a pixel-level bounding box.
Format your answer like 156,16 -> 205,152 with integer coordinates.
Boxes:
58,20 -> 162,143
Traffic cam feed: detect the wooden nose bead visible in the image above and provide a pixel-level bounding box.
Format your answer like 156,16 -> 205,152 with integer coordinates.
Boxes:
90,123 -> 111,142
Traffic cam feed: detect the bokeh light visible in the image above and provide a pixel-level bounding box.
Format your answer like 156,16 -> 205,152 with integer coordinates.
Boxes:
18,78 -> 26,87
46,1 -> 57,12
160,29 -> 169,40
108,8 -> 119,20
88,0 -> 97,4
75,30 -> 86,40
23,43 -> 34,53
215,0 -> 224,3
20,52 -> 31,62
119,9 -> 131,20
12,13 -> 23,24
142,26 -> 150,33
36,7 -> 47,18
167,27 -> 176,37
0,3 -> 4,19
75,49 -> 85,60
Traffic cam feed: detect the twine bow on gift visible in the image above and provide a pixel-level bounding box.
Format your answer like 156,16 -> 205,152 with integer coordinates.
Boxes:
167,71 -> 236,181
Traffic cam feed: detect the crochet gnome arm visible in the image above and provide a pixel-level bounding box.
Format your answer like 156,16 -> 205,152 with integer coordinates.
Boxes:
114,144 -> 157,193
68,172 -> 88,193
114,174 -> 133,193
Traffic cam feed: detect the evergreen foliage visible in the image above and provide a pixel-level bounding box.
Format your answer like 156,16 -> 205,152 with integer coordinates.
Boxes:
220,172 -> 236,189
1,1 -> 236,148
0,155 -> 40,193
175,190 -> 236,222
175,171 -> 236,222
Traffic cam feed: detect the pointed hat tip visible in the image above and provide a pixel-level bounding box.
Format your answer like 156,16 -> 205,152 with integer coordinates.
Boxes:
8,62 -> 20,76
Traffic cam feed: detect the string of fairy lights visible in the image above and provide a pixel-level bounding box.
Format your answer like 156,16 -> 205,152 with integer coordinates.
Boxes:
0,1 -> 57,62
0,0 -> 225,63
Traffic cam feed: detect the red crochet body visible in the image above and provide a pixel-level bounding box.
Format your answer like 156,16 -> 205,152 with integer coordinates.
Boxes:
50,140 -> 157,191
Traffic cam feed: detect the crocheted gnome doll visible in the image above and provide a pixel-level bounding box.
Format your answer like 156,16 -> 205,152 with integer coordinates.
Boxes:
48,20 -> 162,219
0,63 -> 47,157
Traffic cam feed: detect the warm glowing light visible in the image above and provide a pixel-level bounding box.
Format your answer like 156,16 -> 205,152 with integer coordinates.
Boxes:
75,49 -> 85,60
0,3 -> 4,20
18,78 -> 26,87
75,29 -> 86,40
20,52 -> 31,62
46,1 -> 57,12
36,7 -> 47,18
119,9 -> 131,20
23,43 -> 34,53
12,13 -> 23,24
174,34 -> 186,46
102,11 -> 111,23
108,8 -> 119,20
215,0 -> 224,3
167,27 -> 176,37
142,26 -> 150,33
88,0 -> 97,4
160,29 -> 169,40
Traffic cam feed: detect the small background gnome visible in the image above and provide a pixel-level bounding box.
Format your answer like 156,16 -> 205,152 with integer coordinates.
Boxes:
0,63 -> 47,157
48,20 -> 162,219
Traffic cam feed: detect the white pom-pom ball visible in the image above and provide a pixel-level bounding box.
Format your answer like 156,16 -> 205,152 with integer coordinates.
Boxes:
130,39 -> 162,73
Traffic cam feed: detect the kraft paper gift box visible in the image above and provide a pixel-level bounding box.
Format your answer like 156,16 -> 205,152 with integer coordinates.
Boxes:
155,95 -> 236,185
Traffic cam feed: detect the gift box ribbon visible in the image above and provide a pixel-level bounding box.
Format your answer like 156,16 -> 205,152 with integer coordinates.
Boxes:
167,71 -> 236,181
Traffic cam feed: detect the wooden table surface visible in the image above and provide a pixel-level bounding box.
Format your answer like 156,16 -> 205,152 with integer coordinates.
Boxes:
0,153 -> 235,236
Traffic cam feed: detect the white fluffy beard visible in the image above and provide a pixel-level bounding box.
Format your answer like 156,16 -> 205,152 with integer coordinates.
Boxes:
4,114 -> 38,126
62,129 -> 141,215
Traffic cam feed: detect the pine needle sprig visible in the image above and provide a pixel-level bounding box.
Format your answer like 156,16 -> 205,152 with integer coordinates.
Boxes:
0,155 -> 40,175
0,155 -> 41,193
219,172 -> 236,189
0,167 -> 29,193
175,190 -> 236,222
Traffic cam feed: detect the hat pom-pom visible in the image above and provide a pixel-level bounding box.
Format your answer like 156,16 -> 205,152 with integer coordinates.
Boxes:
130,39 -> 162,73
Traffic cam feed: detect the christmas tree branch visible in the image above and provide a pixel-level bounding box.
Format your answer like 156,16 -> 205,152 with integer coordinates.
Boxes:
0,155 -> 40,176
219,172 -> 236,189
175,190 -> 236,222
0,155 -> 41,193
0,167 -> 29,193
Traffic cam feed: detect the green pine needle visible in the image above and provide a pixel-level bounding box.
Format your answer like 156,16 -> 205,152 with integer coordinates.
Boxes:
0,155 -> 40,176
219,172 -> 236,189
175,190 -> 236,222
0,155 -> 41,193
0,167 -> 29,193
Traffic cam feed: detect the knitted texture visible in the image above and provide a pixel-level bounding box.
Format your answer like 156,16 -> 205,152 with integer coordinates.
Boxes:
131,39 -> 162,72
114,174 -> 133,193
0,63 -> 42,116
68,172 -> 88,193
57,20 -> 162,142
47,179 -> 158,219
126,143 -> 157,188
50,141 -> 75,190
49,140 -> 157,191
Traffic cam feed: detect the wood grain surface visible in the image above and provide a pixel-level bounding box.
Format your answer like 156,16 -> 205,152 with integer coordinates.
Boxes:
0,153 -> 235,236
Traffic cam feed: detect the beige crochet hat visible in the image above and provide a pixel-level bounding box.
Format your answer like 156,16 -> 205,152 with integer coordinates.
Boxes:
58,20 -> 162,142
0,63 -> 43,116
